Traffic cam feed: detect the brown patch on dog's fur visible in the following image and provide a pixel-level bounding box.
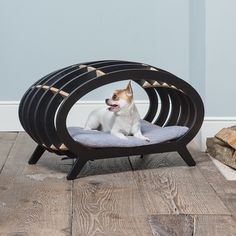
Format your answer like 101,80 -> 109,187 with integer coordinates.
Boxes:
112,81 -> 133,103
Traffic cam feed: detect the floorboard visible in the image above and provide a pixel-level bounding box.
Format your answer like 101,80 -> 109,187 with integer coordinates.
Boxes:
148,214 -> 194,236
0,132 -> 236,236
196,152 -> 236,194
129,153 -> 175,170
193,215 -> 236,236
0,133 -> 72,236
72,158 -> 153,236
0,132 -> 18,141
131,156 -> 230,214
77,156 -> 132,178
0,132 -> 17,172
194,152 -> 236,221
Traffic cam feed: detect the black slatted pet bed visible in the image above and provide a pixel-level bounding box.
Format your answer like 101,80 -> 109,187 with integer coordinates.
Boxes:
18,60 -> 204,180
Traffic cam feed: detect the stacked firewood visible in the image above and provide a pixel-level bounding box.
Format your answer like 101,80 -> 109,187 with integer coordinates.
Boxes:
207,126 -> 236,169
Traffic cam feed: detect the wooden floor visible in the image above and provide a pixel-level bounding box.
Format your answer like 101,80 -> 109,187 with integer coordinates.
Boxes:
0,133 -> 236,236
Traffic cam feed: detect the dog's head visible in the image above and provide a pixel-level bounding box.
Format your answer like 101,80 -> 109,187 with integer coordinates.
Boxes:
105,81 -> 133,112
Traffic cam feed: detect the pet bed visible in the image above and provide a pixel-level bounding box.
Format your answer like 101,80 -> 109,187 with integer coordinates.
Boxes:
18,60 -> 204,180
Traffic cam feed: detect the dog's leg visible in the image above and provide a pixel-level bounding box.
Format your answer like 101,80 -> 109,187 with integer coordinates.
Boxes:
111,128 -> 128,140
133,130 -> 150,142
114,132 -> 128,140
132,123 -> 150,142
84,115 -> 100,130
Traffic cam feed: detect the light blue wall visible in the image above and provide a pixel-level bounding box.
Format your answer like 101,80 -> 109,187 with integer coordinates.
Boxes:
1,0 -> 236,116
0,0 -> 189,101
205,0 -> 236,116
189,0 -> 205,100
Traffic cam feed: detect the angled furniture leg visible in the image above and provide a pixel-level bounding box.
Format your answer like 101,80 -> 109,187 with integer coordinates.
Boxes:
177,146 -> 196,166
67,157 -> 87,180
28,145 -> 46,164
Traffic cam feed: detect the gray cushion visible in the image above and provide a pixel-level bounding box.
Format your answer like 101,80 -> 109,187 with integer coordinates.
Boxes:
68,120 -> 188,148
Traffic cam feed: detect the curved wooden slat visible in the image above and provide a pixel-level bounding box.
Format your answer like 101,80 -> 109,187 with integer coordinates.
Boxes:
165,89 -> 181,126
177,92 -> 191,126
22,65 -> 83,143
154,88 -> 170,127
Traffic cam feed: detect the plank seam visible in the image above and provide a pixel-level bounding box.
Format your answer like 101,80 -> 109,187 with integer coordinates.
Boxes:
70,163 -> 75,235
196,165 -> 232,216
0,132 -> 19,175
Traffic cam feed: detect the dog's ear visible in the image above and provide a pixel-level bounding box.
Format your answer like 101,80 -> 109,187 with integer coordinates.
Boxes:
126,81 -> 133,97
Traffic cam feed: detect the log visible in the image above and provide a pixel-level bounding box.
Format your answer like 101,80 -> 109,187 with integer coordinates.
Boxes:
206,137 -> 236,169
216,128 -> 236,150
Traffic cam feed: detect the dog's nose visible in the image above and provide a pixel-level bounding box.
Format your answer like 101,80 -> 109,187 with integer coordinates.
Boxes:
105,99 -> 109,104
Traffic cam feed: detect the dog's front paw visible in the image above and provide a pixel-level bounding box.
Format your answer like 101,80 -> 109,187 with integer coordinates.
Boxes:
141,136 -> 150,142
145,137 -> 150,142
134,132 -> 150,142
118,135 -> 128,140
113,132 -> 128,140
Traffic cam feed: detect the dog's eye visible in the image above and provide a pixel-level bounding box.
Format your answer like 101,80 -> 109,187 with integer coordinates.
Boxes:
112,94 -> 118,100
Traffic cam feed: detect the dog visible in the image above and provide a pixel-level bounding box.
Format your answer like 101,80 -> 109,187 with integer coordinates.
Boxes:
85,81 -> 149,141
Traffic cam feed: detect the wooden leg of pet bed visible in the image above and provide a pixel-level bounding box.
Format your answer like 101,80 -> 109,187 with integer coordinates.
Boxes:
67,158 -> 87,180
28,145 -> 46,164
177,146 -> 196,166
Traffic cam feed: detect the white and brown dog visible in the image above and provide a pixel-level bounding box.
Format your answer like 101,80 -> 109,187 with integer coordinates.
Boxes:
85,81 -> 149,141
